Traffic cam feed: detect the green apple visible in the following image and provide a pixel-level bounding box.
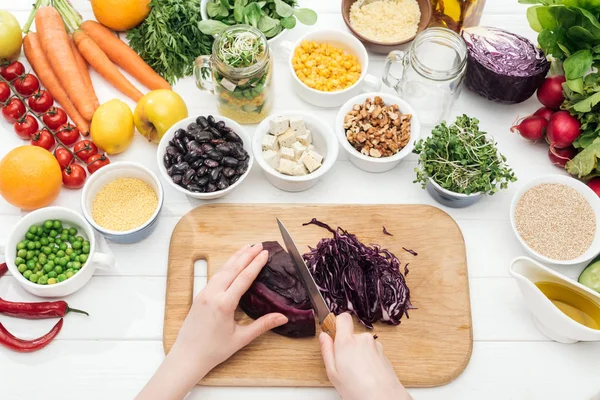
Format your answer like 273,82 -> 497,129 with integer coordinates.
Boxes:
134,90 -> 188,144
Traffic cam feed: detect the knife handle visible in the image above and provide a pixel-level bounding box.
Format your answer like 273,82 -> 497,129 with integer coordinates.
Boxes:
320,312 -> 337,340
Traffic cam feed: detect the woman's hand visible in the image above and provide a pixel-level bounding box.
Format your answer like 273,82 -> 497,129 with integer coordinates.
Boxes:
319,313 -> 412,400
136,244 -> 288,400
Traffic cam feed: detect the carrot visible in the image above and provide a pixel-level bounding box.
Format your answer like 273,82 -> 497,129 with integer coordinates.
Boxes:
23,33 -> 90,135
73,30 -> 144,102
81,21 -> 171,91
35,6 -> 95,121
70,38 -> 99,109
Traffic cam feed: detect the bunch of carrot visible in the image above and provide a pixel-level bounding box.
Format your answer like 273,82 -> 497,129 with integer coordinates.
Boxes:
22,0 -> 171,135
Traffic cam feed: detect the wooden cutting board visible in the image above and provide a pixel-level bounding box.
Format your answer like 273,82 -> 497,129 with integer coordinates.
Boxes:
164,204 -> 472,387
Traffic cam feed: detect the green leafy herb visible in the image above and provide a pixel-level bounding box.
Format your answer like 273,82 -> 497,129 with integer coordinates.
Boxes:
199,0 -> 317,38
563,72 -> 600,154
413,115 -> 517,195
127,0 -> 213,85
217,29 -> 264,68
566,137 -> 600,178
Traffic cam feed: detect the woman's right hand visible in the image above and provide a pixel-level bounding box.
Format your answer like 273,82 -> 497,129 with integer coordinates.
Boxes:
319,313 -> 413,400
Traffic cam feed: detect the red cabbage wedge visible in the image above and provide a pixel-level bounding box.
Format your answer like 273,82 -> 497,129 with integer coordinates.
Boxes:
462,26 -> 549,104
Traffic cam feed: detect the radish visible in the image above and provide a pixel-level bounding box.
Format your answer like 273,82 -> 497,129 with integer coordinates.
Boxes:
511,115 -> 547,141
587,178 -> 600,198
533,107 -> 554,121
537,75 -> 566,110
546,111 -> 581,149
548,146 -> 577,167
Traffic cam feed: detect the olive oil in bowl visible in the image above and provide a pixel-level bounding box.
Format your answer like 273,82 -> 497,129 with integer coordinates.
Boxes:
536,281 -> 600,330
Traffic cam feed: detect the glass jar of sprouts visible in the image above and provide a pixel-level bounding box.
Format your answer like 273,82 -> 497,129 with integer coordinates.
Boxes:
194,25 -> 273,124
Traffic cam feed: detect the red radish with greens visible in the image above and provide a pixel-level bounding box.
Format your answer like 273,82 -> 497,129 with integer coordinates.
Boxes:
548,146 -> 577,167
533,107 -> 554,121
537,75 -> 566,110
511,115 -> 547,141
587,178 -> 600,197
546,111 -> 581,149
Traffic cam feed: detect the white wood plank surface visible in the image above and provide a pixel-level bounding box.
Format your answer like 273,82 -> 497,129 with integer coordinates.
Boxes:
0,1 -> 599,399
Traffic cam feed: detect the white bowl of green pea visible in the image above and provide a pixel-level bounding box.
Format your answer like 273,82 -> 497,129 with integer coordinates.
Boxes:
3,207 -> 115,298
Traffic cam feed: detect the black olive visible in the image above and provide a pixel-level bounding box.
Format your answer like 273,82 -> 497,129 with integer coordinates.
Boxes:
191,159 -> 204,170
223,167 -> 236,178
216,143 -> 233,155
207,115 -> 216,126
163,154 -> 172,168
206,183 -> 217,192
217,176 -> 230,190
186,184 -> 202,193
197,165 -> 209,176
172,174 -> 183,184
167,165 -> 174,176
166,146 -> 178,156
200,143 -> 214,153
174,154 -> 184,164
222,156 -> 239,167
207,150 -> 223,161
204,159 -> 219,168
173,162 -> 190,174
196,116 -> 209,128
194,130 -> 212,143
197,176 -> 209,187
226,131 -> 242,143
174,128 -> 186,139
182,169 -> 195,185
174,138 -> 187,154
229,175 -> 240,184
209,166 -> 222,183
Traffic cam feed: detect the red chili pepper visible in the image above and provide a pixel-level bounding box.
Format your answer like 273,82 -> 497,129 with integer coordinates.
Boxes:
0,318 -> 63,352
0,263 -> 7,278
0,297 -> 88,319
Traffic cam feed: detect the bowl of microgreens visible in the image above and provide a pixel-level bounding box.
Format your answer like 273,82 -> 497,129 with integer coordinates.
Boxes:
414,115 -> 517,208
199,0 -> 317,43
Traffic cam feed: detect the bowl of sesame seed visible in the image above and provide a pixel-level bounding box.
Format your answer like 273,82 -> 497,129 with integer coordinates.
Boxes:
80,162 -> 164,244
510,174 -> 600,266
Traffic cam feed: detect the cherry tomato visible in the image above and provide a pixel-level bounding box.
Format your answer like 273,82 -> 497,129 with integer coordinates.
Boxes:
87,153 -> 110,174
13,74 -> 40,97
2,98 -> 26,123
55,123 -> 80,146
31,128 -> 56,151
13,114 -> 39,140
42,107 -> 68,130
0,82 -> 10,104
62,164 -> 87,189
55,146 -> 74,169
74,140 -> 98,162
0,61 -> 25,82
28,90 -> 54,113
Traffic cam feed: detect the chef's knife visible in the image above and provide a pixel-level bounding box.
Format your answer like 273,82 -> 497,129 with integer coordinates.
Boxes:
276,218 -> 336,339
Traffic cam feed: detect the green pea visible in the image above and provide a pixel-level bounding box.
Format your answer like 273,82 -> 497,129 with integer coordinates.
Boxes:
36,226 -> 43,236
58,258 -> 68,267
28,225 -> 38,235
82,245 -> 90,255
66,262 -> 73,269
47,278 -> 56,285
42,246 -> 51,255
29,274 -> 38,283
46,260 -> 55,268
16,241 -> 26,250
66,248 -> 73,256
68,235 -> 76,243
79,254 -> 88,264
44,220 -> 53,230
38,254 -> 47,264
48,237 -> 54,243
26,260 -> 35,270
72,261 -> 82,270
14,257 -> 24,266
56,250 -> 65,258
34,265 -> 41,273
40,237 -> 49,246
23,270 -> 32,279
34,250 -> 40,256
48,253 -> 55,260
68,227 -> 77,236
59,243 -> 67,251
60,233 -> 69,242
26,250 -> 35,260
34,241 -> 41,249
57,274 -> 66,282
51,246 -> 58,254
76,236 -> 84,242
49,229 -> 58,238
53,221 -> 62,230
38,276 -> 48,285
44,264 -> 53,273
70,254 -> 77,261
17,264 -> 27,273
83,240 -> 90,247
25,232 -> 34,241
48,271 -> 57,279
26,241 -> 35,250
17,249 -> 27,258
54,266 -> 63,274
66,271 -> 74,279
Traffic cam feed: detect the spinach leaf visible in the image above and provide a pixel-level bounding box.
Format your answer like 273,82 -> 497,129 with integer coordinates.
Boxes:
198,19 -> 230,35
564,49 -> 593,79
567,137 -> 600,176
234,0 -> 247,22
274,0 -> 293,17
244,2 -> 263,26
280,15 -> 296,29
258,14 -> 279,32
207,1 -> 222,17
293,8 -> 317,25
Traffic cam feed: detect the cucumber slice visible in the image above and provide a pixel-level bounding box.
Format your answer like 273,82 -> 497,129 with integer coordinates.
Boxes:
579,260 -> 600,293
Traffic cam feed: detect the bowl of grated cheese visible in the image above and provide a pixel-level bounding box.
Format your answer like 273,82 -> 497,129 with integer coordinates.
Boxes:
342,0 -> 432,54
81,162 -> 164,244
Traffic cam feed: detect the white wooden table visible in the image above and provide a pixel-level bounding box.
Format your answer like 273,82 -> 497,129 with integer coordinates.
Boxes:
0,1 -> 598,399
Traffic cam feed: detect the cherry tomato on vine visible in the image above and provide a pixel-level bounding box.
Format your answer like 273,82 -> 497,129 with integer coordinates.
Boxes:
28,90 -> 53,113
0,82 -> 10,104
87,153 -> 110,174
31,129 -> 55,151
0,61 -> 25,82
74,140 -> 98,162
13,114 -> 39,140
42,107 -> 68,130
2,98 -> 26,123
55,146 -> 74,169
55,123 -> 80,146
62,164 -> 87,189
13,74 -> 40,97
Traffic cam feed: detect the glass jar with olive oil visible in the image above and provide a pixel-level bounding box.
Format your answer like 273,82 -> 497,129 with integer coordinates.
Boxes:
429,0 -> 486,32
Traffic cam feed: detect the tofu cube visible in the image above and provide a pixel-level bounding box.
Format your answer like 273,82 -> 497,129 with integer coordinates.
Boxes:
262,150 -> 280,170
291,141 -> 307,161
292,163 -> 308,176
278,158 -> 296,176
296,130 -> 312,146
278,128 -> 297,148
261,134 -> 279,152
289,117 -> 306,135
301,150 -> 323,173
307,149 -> 324,164
280,146 -> 295,160
269,116 -> 289,136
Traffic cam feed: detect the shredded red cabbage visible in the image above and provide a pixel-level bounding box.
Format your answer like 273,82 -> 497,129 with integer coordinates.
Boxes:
302,219 -> 412,329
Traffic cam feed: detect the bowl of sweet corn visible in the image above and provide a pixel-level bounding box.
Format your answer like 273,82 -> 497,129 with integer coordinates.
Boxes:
279,29 -> 381,107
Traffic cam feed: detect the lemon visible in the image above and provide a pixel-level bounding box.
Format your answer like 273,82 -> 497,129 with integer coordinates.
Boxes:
0,11 -> 23,61
91,100 -> 135,155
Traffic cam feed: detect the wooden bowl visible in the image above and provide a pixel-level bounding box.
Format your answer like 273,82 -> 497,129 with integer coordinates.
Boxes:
341,0 -> 432,54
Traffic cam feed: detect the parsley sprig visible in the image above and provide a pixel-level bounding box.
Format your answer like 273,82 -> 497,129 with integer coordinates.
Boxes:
414,115 -> 517,195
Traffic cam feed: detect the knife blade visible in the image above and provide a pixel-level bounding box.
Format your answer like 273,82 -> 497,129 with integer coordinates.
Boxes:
276,218 -> 336,338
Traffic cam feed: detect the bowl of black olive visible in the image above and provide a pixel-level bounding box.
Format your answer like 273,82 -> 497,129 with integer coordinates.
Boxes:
157,115 -> 253,199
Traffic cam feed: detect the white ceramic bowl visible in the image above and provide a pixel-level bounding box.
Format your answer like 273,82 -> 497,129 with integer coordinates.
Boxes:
335,92 -> 421,173
200,0 -> 288,44
81,162 -> 164,244
510,174 -> 600,266
2,207 -> 115,297
279,29 -> 381,107
157,115 -> 253,200
426,178 -> 483,208
252,112 -> 339,192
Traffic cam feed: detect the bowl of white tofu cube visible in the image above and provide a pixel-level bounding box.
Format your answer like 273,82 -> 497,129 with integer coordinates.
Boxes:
252,112 -> 339,192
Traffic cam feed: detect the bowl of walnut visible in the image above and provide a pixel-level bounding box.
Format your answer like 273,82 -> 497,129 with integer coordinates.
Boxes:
335,93 -> 420,173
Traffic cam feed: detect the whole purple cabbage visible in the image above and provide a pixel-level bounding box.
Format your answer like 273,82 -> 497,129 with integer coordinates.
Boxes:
302,219 -> 412,329
462,26 -> 550,104
239,241 -> 315,338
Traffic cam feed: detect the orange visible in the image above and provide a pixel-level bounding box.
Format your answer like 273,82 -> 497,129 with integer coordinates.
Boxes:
91,0 -> 151,31
0,146 -> 62,211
